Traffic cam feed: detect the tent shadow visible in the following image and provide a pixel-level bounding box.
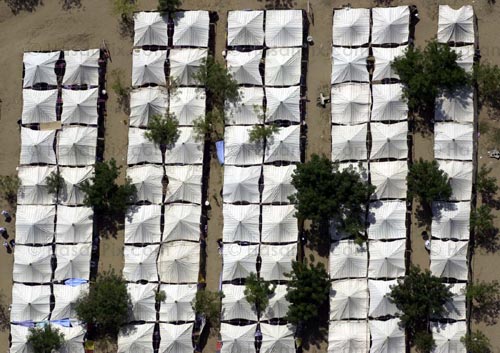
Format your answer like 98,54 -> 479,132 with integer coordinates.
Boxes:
257,0 -> 296,10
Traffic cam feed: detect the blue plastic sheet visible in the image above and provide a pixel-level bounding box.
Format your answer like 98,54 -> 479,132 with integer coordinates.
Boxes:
215,140 -> 224,165
65,278 -> 88,287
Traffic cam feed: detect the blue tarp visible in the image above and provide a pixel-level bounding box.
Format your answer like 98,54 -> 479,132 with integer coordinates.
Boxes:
215,140 -> 224,165
65,278 -> 88,287
50,319 -> 72,327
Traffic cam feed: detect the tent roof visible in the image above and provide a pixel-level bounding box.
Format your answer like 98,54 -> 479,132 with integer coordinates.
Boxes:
163,204 -> 201,242
221,284 -> 257,321
265,10 -> 303,47
438,5 -> 474,44
338,161 -> 369,182
164,165 -> 202,204
266,86 -> 301,123
331,83 -> 371,125
368,201 -> 407,240
22,88 -> 57,124
129,87 -> 168,127
262,205 -> 298,243
57,126 -> 97,166
430,240 -> 468,280
329,240 -> 367,279
63,49 -> 100,86
158,323 -> 195,353
10,325 -> 30,353
431,322 -> 467,353
123,244 -> 160,282
127,283 -> 157,322
54,243 -> 91,281
23,51 -> 59,88
368,279 -> 400,318
224,125 -> 262,166
434,122 -> 473,161
11,283 -> 51,322
442,283 -> 466,320
331,123 -> 368,162
127,127 -> 163,165
159,283 -> 197,322
13,245 -> 52,283
20,127 -> 56,165
434,88 -> 474,123
369,318 -> 405,353
61,88 -> 99,125
262,164 -> 296,204
227,10 -> 265,46
125,205 -> 162,244
222,244 -> 259,281
370,121 -> 408,160
52,283 -> 89,321
368,239 -> 406,278
127,164 -> 164,204
370,161 -> 408,200
169,87 -> 205,126
332,8 -> 370,47
132,49 -> 167,87
226,87 -> 264,125
118,323 -> 154,353
223,166 -> 261,203
264,47 -> 301,86
371,84 -> 408,122
264,125 -> 300,163
59,166 -> 94,205
172,11 -> 210,47
372,6 -> 410,45
17,165 -> 56,205
451,45 -> 474,73
169,48 -> 208,86
260,323 -> 295,353
15,205 -> 55,245
372,46 -> 407,81
221,323 -> 257,353
328,321 -> 369,353
158,241 -> 200,283
55,206 -> 93,243
330,279 -> 368,320
58,325 -> 86,353
164,127 -> 203,165
260,244 -> 297,281
134,12 -> 169,47
438,160 -> 473,201
262,284 -> 289,320
223,204 -> 260,243
226,50 -> 263,85
432,201 -> 470,240
331,47 -> 369,84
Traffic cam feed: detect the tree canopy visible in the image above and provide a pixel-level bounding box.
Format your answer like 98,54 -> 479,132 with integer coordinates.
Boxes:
471,205 -> 498,252
192,290 -> 223,331
27,325 -> 65,353
414,331 -> 436,353
407,159 -> 452,206
248,123 -> 280,145
158,0 -> 182,14
145,114 -> 180,151
45,170 -> 64,196
461,331 -> 492,353
473,61 -> 500,113
0,175 -> 20,207
244,272 -> 276,314
465,280 -> 500,325
477,165 -> 498,204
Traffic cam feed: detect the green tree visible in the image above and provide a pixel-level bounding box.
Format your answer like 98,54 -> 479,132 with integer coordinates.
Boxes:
192,290 -> 223,331
155,290 -> 167,303
248,121 -> 280,145
465,280 -> 500,325
414,331 -> 435,353
193,109 -> 225,143
477,165 -> 498,204
244,272 -> 276,314
27,325 -> 65,353
145,114 -> 180,152
285,256 -> 331,326
473,61 -> 500,112
461,331 -> 492,353
75,270 -> 131,339
0,175 -> 20,207
407,159 -> 452,207
470,204 -> 498,252
158,0 -> 182,14
45,170 -> 64,196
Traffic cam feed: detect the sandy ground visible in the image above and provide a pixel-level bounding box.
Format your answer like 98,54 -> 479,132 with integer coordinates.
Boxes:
0,0 -> 499,352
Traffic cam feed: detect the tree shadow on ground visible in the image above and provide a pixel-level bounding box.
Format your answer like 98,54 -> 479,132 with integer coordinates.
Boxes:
475,228 -> 500,253
299,304 -> 329,351
97,213 -> 123,239
4,0 -> 42,14
257,0 -> 296,9
119,17 -> 135,40
415,202 -> 432,229
304,222 -> 330,257
471,300 -> 500,326
60,0 -> 81,10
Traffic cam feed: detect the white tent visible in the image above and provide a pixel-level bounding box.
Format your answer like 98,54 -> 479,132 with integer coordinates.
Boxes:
158,241 -> 200,283
262,164 -> 296,204
52,284 -> 89,320
158,323 -> 194,353
16,205 -> 55,245
370,122 -> 408,160
266,86 -> 301,123
222,244 -> 258,281
372,46 -> 407,81
434,88 -> 474,123
263,285 -> 289,320
261,205 -> 297,243
123,245 -> 159,282
330,279 -> 368,320
220,323 -> 256,353
265,47 -> 301,86
221,284 -> 257,321
368,279 -> 400,318
57,126 -> 97,166
338,161 -> 369,183
260,324 -> 295,353
223,204 -> 260,243
225,125 -> 262,166
9,325 -> 31,353
11,283 -> 51,322
159,284 -> 196,322
430,240 -> 468,280
226,50 -> 263,85
169,87 -> 205,126
13,245 -> 52,283
226,87 -> 263,125
432,202 -> 470,240
169,48 -> 208,86
332,8 -> 370,47
369,319 -> 405,353
438,160 -> 473,201
20,127 -> 56,165
331,47 -> 369,84
329,240 -> 367,279
331,123 -> 368,161
163,204 -> 201,242
367,201 -> 407,240
451,45 -> 474,73
260,244 -> 297,281
372,6 -> 410,45
442,283 -> 466,320
54,243 -> 91,280
127,283 -> 157,322
117,323 -> 154,353
370,161 -> 408,199
331,83 -> 371,125
125,205 -> 162,244
368,240 -> 406,278
264,125 -> 300,163
61,88 -> 99,125
265,10 -> 303,47
434,122 -> 473,161
23,51 -> 59,88
371,84 -> 408,122
438,5 -> 474,44
56,206 -> 93,243
223,166 -> 261,204
431,322 -> 467,353
164,127 -> 203,165
127,164 -> 164,204
134,12 -> 169,47
132,49 -> 167,87
164,165 -> 202,203
328,321 -> 369,353
17,165 -> 56,205
128,127 -> 163,165
59,325 -> 86,353
63,49 -> 99,86
59,166 -> 94,205
22,89 -> 57,124
227,10 -> 264,47
172,11 -> 209,47
129,87 -> 168,127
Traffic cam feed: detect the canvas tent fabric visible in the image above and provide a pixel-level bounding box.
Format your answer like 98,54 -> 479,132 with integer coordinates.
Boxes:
59,166 -> 94,205
262,165 -> 297,204
172,11 -> 210,47
331,123 -> 368,161
169,87 -> 206,126
332,8 -> 370,47
370,122 -> 408,160
260,324 -> 295,353
372,46 -> 407,81
159,284 -> 196,322
370,161 -> 408,199
127,164 -> 164,204
226,87 -> 264,125
431,322 -> 467,353
221,284 -> 258,321
260,244 -> 297,281
438,160 -> 473,201
9,325 -> 30,353
367,201 -> 407,240
128,127 -> 163,165
368,239 -> 406,278
430,240 -> 468,280
338,161 -> 369,183
23,51 -> 59,88
451,45 -> 475,73
158,323 -> 194,353
329,240 -> 367,279
438,5 -> 474,44
134,12 -> 169,47
11,283 -> 51,322
368,279 -> 400,318
266,86 -> 301,123
220,323 -> 257,353
434,122 -> 473,161
57,126 -> 98,166
331,83 -> 371,125
158,241 -> 200,283
22,89 -> 57,124
371,84 -> 408,122
226,50 -> 263,86
132,49 -> 167,87
223,204 -> 260,243
117,323 -> 154,353
372,6 -> 410,45
54,243 -> 91,281
20,128 -> 56,165
16,205 -> 55,245
164,165 -> 202,203
13,245 -> 52,283
125,205 -> 162,244
227,10 -> 265,47
163,204 -> 201,242
127,283 -> 157,322
169,48 -> 208,86
263,284 -> 290,320
330,279 -> 368,320
223,166 -> 261,204
331,47 -> 369,84
261,205 -> 298,243
123,245 -> 159,282
328,321 -> 369,353
17,165 -> 56,205
55,206 -> 93,243
265,10 -> 303,47
224,126 -> 263,166
222,244 -> 259,281
434,88 -> 474,123
164,127 -> 203,165
61,88 -> 99,125
432,202 -> 470,240
265,48 -> 302,86
442,283 -> 466,320
58,325 -> 86,353
129,87 -> 168,127
63,49 -> 100,86
369,319 -> 405,353
264,125 -> 300,163
52,284 -> 89,320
